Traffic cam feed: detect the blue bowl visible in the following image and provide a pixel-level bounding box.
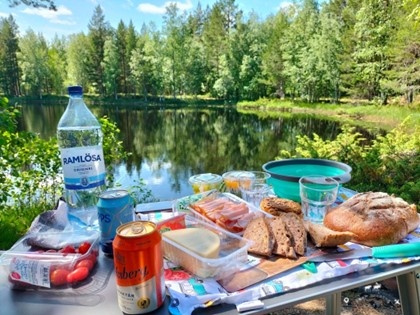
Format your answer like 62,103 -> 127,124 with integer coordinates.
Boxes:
262,158 -> 352,202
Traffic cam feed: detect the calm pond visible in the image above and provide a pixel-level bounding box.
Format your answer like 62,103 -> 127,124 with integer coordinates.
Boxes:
18,103 -> 350,202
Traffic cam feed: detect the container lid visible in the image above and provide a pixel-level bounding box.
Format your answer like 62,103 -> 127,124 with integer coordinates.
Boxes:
222,170 -> 255,180
189,173 -> 222,184
68,85 -> 83,95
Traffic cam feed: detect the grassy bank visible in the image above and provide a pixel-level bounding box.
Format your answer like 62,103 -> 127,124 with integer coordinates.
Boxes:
237,98 -> 420,132
11,94 -> 419,132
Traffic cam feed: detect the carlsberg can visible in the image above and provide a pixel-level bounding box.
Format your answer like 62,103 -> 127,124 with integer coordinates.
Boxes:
113,221 -> 165,314
97,189 -> 134,256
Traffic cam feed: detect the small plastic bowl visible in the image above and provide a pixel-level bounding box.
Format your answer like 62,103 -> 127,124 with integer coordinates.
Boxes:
188,173 -> 223,193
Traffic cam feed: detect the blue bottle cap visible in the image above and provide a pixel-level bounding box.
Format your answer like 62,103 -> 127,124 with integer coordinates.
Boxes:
68,85 -> 83,95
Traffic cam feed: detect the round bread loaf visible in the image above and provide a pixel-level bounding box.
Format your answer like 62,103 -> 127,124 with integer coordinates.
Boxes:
323,192 -> 419,246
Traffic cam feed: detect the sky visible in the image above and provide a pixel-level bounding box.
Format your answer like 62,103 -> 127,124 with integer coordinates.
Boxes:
0,0 -> 292,41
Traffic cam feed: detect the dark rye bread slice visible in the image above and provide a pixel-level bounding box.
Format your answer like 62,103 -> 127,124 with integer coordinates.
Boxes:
304,221 -> 355,247
280,212 -> 307,256
243,216 -> 274,257
260,197 -> 302,217
266,216 -> 297,259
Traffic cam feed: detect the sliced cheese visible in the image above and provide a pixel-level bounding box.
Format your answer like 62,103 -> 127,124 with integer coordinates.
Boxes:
163,228 -> 220,258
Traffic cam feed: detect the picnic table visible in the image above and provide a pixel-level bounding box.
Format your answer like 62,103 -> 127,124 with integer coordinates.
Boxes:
1,201 -> 419,315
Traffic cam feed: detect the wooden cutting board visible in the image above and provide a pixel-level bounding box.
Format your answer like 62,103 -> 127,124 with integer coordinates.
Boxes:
218,255 -> 309,292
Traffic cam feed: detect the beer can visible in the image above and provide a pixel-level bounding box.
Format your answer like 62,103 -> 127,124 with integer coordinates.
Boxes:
113,221 -> 165,314
97,189 -> 134,256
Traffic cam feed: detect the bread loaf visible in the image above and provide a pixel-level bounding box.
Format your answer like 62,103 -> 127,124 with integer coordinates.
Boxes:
323,192 -> 420,246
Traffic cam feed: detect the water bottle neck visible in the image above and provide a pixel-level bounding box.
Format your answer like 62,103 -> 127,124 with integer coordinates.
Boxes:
67,95 -> 86,108
69,94 -> 83,100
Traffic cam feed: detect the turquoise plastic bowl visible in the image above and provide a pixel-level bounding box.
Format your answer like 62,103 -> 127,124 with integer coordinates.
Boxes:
262,158 -> 352,202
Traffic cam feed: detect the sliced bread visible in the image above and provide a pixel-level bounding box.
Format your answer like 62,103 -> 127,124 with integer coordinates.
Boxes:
304,221 -> 355,247
260,197 -> 302,217
243,216 -> 274,256
266,216 -> 296,259
280,212 -> 307,256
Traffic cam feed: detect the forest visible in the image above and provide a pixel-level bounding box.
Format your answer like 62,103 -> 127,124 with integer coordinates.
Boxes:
0,0 -> 420,105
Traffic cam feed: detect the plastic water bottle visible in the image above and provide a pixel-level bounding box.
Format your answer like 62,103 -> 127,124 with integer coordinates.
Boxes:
57,86 -> 106,227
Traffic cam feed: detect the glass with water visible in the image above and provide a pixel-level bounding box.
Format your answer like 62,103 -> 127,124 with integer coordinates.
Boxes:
299,176 -> 339,223
239,171 -> 271,208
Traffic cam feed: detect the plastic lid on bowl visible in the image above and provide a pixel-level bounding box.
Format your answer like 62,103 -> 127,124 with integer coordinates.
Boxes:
222,170 -> 254,180
189,173 -> 222,185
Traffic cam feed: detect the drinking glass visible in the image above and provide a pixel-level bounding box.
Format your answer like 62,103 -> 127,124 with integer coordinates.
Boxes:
239,182 -> 271,208
299,176 -> 339,223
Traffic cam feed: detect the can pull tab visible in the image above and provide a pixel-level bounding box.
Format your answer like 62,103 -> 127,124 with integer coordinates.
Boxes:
131,223 -> 145,235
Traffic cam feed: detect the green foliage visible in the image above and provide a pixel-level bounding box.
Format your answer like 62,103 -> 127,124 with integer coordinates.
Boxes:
86,5 -> 110,95
0,15 -> 20,96
279,118 -> 420,207
0,96 -> 19,132
8,1 -> 57,10
2,0 -> 420,104
0,124 -> 62,249
99,115 -> 130,186
352,0 -> 397,101
0,97 -> 152,249
17,29 -> 50,97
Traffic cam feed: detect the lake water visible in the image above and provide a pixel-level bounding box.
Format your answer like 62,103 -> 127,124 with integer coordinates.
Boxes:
18,103 -> 345,202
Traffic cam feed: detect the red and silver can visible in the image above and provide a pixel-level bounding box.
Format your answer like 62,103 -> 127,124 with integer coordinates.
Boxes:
97,189 -> 134,256
113,221 -> 165,314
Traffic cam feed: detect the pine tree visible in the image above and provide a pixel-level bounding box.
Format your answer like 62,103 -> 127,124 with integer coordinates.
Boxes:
352,0 -> 398,103
86,5 -> 111,95
0,15 -> 20,96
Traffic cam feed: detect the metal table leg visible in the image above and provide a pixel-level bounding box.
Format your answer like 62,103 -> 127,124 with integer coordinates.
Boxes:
325,292 -> 341,315
397,267 -> 420,315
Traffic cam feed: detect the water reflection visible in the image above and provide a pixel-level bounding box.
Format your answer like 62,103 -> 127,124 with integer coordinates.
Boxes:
19,103 -> 343,201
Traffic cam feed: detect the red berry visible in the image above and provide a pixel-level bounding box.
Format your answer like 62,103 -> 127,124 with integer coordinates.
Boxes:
50,269 -> 70,286
77,242 -> 91,255
60,245 -> 76,254
75,259 -> 94,271
67,267 -> 89,284
10,271 -> 21,280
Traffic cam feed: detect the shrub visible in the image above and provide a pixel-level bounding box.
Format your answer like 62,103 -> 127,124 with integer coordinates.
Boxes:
0,97 -> 152,249
279,118 -> 419,207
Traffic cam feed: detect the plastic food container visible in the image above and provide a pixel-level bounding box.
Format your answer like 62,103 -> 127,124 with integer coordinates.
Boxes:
173,190 -> 270,235
222,170 -> 256,195
161,215 -> 252,279
137,212 -> 187,233
188,173 -> 223,193
0,230 -> 100,291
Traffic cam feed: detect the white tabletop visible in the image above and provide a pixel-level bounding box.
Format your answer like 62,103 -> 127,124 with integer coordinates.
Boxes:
2,252 -> 420,315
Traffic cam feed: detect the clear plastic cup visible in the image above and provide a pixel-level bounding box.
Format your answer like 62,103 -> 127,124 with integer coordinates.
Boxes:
299,176 -> 339,224
240,183 -> 271,208
238,171 -> 271,196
